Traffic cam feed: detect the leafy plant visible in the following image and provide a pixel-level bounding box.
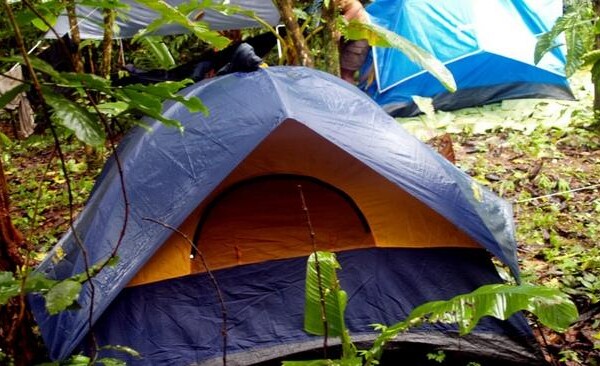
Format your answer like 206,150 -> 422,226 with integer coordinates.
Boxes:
426,350 -> 446,363
535,1 -> 596,78
342,20 -> 456,92
285,251 -> 578,366
0,256 -> 118,314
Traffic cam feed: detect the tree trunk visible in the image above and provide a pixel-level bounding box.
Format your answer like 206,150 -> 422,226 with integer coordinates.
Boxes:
0,155 -> 40,366
594,1 -> 600,114
0,159 -> 23,272
65,0 -> 83,73
100,8 -> 116,78
321,1 -> 340,76
275,0 -> 314,67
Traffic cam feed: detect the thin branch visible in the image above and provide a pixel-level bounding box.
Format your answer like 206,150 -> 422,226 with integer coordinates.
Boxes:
534,319 -> 560,366
142,217 -> 228,366
297,184 -> 328,358
2,0 -> 97,358
514,183 -> 600,203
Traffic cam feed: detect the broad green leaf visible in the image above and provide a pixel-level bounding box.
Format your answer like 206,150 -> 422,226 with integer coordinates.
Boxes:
138,38 -> 175,69
71,256 -> 119,284
304,252 -> 347,337
133,0 -> 230,49
60,72 -> 113,91
31,13 -> 57,32
402,284 -> 578,335
97,358 -> 126,366
37,354 -> 90,366
0,132 -> 12,148
43,88 -> 106,147
122,81 -> 208,121
534,6 -> 594,77
342,20 -> 456,92
44,279 -> 82,315
208,3 -> 278,36
62,354 -> 91,366
95,102 -> 129,116
363,284 -> 578,364
1,56 -> 64,82
24,272 -> 57,293
0,271 -> 20,305
0,84 -> 29,110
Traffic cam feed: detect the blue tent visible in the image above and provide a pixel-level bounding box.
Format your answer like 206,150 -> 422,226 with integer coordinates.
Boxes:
30,67 -> 542,365
361,0 -> 574,117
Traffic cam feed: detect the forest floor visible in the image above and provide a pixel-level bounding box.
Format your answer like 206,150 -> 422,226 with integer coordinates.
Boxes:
1,71 -> 599,365
397,70 -> 600,365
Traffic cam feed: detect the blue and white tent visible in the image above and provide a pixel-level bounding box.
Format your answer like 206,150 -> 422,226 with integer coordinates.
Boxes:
361,0 -> 574,117
31,67 -> 543,365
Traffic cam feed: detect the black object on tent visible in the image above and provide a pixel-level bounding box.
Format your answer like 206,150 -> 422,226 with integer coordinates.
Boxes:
113,32 -> 277,86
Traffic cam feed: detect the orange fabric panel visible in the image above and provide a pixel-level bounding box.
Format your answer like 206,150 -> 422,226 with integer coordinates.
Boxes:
129,120 -> 479,286
221,121 -> 479,250
191,177 -> 375,272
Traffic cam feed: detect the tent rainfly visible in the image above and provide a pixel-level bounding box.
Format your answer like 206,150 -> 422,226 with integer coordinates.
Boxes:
360,0 -> 574,117
30,67 -> 544,365
46,0 -> 280,39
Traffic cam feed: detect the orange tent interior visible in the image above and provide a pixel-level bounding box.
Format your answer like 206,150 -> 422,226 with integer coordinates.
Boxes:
129,121 -> 479,287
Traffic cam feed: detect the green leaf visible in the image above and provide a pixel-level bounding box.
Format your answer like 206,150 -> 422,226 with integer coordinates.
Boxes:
95,102 -> 129,116
70,256 -> 119,284
97,358 -> 127,366
363,284 -> 578,365
304,252 -> 347,337
342,20 -> 456,92
31,14 -> 57,32
0,271 -> 20,305
60,72 -> 113,91
119,80 -> 208,126
63,354 -> 91,366
1,56 -> 64,82
406,284 -> 578,335
44,279 -> 82,315
534,6 -> 595,77
37,354 -> 91,365
137,38 -> 176,69
24,272 -> 57,293
0,84 -> 29,110
0,132 -> 12,148
133,0 -> 230,49
43,88 -> 106,147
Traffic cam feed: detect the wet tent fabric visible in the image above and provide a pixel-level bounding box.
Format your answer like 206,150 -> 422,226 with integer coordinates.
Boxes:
94,249 -> 541,365
46,0 -> 279,39
31,67 -> 522,361
361,0 -> 574,116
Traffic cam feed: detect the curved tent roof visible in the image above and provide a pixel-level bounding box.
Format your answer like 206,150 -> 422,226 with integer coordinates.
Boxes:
30,66 -> 520,360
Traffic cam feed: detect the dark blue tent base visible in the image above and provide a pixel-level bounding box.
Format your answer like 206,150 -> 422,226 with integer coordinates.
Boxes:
260,334 -> 546,366
88,248 -> 543,365
382,83 -> 575,117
